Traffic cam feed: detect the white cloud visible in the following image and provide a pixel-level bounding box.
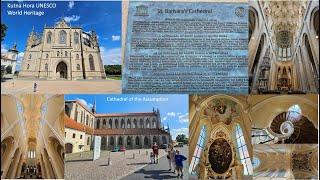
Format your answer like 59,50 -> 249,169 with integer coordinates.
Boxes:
100,47 -> 121,65
1,44 -> 8,53
64,15 -> 80,23
77,98 -> 93,109
162,116 -> 168,121
16,52 -> 24,66
171,128 -> 189,140
111,35 -> 120,41
68,1 -> 74,10
167,112 -> 176,117
178,113 -> 189,123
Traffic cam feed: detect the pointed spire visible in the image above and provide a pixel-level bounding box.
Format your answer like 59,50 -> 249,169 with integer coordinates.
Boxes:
30,26 -> 35,36
92,97 -> 96,113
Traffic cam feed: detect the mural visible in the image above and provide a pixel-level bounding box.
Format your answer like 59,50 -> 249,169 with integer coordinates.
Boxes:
204,98 -> 240,125
208,138 -> 232,174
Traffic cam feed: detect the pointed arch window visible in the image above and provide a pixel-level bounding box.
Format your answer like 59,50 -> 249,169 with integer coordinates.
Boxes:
89,54 -> 95,70
74,32 -> 79,44
59,30 -> 67,44
189,125 -> 207,175
235,123 -> 253,175
47,32 -> 52,44
252,156 -> 260,169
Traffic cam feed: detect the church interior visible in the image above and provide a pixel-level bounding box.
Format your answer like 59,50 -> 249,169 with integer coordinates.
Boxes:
250,95 -> 318,144
249,0 -> 319,94
188,94 -> 318,179
253,144 -> 318,179
1,94 -> 65,179
189,95 -> 253,179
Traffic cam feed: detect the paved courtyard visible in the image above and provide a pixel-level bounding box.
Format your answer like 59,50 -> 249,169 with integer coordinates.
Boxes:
122,146 -> 189,180
1,79 -> 121,94
65,148 -> 168,180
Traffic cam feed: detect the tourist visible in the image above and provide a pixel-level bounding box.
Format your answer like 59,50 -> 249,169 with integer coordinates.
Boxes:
33,82 -> 37,92
152,142 -> 159,164
167,143 -> 176,173
150,151 -> 154,164
175,150 -> 187,178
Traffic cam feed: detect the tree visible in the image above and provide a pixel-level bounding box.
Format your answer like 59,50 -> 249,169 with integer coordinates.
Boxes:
176,134 -> 186,142
1,23 -> 8,41
104,65 -> 121,75
5,65 -> 12,74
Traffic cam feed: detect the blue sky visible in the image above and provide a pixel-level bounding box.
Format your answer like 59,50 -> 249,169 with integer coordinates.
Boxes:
1,1 -> 122,70
65,94 -> 189,139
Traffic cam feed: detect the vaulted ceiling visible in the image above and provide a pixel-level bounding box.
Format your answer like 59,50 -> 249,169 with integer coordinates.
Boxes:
262,1 -> 308,47
19,95 -> 45,147
254,144 -> 318,179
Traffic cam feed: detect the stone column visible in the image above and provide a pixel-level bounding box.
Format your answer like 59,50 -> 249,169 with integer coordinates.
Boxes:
301,47 -> 316,91
7,149 -> 21,179
48,146 -> 64,179
43,150 -> 54,178
40,155 -> 47,178
15,154 -> 24,178
1,144 -> 16,179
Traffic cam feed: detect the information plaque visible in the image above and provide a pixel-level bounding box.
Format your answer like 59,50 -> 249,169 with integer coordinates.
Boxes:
123,1 -> 248,94
93,136 -> 101,160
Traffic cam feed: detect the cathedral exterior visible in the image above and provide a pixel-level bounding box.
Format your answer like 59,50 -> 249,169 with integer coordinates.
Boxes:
19,19 -> 106,80
64,100 -> 171,153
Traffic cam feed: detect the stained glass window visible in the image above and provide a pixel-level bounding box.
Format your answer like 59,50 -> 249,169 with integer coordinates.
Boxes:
189,125 -> 207,175
235,123 -> 253,175
287,104 -> 301,121
252,156 -> 260,169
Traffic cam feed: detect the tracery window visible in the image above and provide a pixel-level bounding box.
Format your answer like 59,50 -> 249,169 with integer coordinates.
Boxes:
74,32 -> 79,44
59,30 -> 67,44
47,32 -> 52,44
89,54 -> 95,70
235,123 -> 253,175
189,125 -> 207,175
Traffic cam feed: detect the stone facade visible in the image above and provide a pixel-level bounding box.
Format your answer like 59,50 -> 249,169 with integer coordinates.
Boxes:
1,44 -> 18,75
249,1 -> 319,94
65,100 -> 171,153
19,19 -> 106,80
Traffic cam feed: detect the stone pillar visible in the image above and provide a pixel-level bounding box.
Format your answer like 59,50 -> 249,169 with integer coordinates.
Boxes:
40,155 -> 47,178
15,154 -> 24,178
7,149 -> 21,179
43,150 -> 54,178
47,145 -> 64,179
1,144 -> 16,179
115,135 -> 118,147
301,47 -> 316,91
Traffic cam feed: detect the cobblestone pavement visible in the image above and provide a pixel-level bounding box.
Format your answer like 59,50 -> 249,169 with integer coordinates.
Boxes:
65,149 -> 167,180
122,146 -> 189,180
1,79 -> 121,94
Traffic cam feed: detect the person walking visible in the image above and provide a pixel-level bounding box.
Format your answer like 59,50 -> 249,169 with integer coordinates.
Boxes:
152,142 -> 159,164
167,143 -> 176,173
175,150 -> 187,178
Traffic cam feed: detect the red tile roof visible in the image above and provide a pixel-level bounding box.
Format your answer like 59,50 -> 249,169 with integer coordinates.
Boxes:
65,115 -> 94,134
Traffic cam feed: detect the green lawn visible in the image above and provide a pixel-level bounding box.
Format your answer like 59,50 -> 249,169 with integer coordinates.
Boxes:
106,75 -> 121,80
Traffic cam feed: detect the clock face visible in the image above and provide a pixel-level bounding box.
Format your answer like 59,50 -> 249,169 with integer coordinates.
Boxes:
209,138 -> 232,174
